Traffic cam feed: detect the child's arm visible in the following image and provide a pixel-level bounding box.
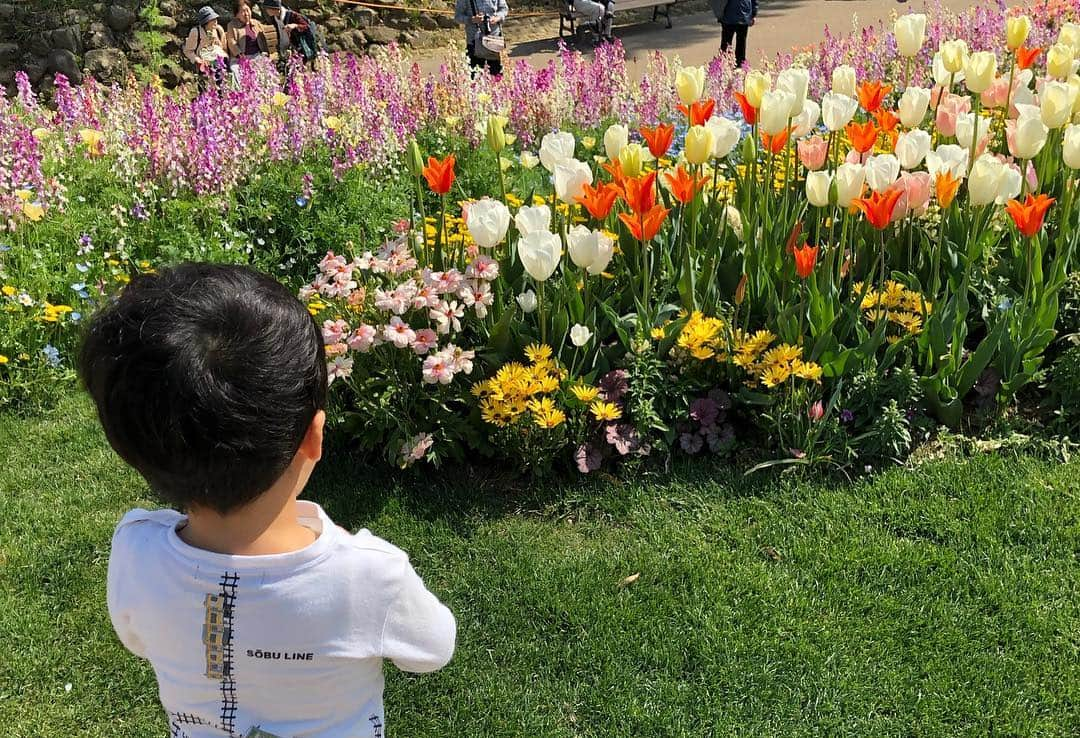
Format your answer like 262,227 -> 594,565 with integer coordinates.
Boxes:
380,559 -> 456,673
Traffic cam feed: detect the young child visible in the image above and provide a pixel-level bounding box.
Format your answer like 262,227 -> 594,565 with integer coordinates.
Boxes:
80,263 -> 456,738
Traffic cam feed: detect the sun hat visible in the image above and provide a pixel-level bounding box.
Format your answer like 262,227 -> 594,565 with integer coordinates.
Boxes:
261,0 -> 282,8
195,5 -> 220,25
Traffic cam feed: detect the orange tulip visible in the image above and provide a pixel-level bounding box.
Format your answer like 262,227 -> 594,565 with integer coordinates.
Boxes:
793,243 -> 819,279
785,221 -> 803,255
733,91 -> 758,125
677,99 -> 716,127
640,123 -> 675,159
1016,46 -> 1042,70
934,171 -> 961,209
857,80 -> 892,113
422,154 -> 456,195
873,109 -> 901,147
760,127 -> 791,154
1005,193 -> 1055,237
845,120 -> 879,154
576,182 -> 621,220
602,158 -> 626,190
664,166 -> 708,204
621,171 -> 658,215
618,204 -> 670,242
852,189 -> 903,229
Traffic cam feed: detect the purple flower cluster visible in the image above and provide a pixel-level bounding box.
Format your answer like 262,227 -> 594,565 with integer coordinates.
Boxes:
678,390 -> 735,456
575,369 -> 652,473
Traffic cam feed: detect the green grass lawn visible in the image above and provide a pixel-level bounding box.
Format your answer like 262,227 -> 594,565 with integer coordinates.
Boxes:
2,396 -> 1080,737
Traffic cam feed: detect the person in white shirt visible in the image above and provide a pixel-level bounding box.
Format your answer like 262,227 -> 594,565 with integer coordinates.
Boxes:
79,263 -> 456,738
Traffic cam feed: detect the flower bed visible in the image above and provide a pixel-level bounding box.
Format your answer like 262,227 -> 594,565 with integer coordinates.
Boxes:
3,1 -> 1080,473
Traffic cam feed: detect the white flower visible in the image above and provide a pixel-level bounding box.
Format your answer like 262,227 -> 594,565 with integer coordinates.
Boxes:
895,130 -> 931,170
956,112 -> 992,150
759,89 -> 796,135
894,13 -> 927,57
932,51 -> 965,86
925,144 -> 969,180
327,356 -> 354,385
865,154 -> 900,193
940,39 -> 970,74
834,163 -> 866,207
603,124 -> 629,161
516,289 -> 538,313
963,51 -> 997,94
1010,112 -> 1049,160
898,86 -> 931,128
519,231 -> 563,282
705,116 -> 741,158
1064,124 -> 1080,169
805,170 -> 833,207
514,204 -> 551,237
968,154 -> 1006,206
831,65 -> 857,97
821,92 -> 858,132
539,130 -> 576,172
465,198 -> 510,249
791,99 -> 821,138
570,324 -> 593,347
776,66 -> 810,111
383,315 -> 416,348
567,225 -> 615,274
554,159 -> 594,203
1040,80 -> 1077,129
725,205 -> 744,240
519,151 -> 539,169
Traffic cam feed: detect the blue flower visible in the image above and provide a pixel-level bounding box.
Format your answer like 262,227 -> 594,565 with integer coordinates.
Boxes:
295,196 -> 309,207
71,282 -> 89,299
997,297 -> 1013,311
42,344 -> 61,367
75,262 -> 90,273
0,244 -> 9,252
69,312 -> 82,323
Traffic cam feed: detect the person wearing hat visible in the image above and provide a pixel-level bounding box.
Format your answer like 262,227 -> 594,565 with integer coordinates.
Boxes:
260,0 -> 317,67
183,6 -> 229,80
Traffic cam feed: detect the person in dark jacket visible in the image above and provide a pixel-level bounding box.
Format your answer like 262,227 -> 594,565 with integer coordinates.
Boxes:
717,0 -> 757,67
261,0 -> 318,69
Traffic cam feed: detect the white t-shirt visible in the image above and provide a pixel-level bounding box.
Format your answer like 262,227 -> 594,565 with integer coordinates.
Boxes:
107,501 -> 456,738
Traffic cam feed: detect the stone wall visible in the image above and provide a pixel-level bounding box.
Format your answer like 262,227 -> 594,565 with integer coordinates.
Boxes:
0,0 -> 459,96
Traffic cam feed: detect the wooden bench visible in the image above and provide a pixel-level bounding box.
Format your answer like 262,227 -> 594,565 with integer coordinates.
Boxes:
558,0 -> 678,40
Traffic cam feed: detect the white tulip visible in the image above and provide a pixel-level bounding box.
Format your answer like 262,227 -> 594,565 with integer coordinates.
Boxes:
569,324 -> 593,347
940,39 -> 970,74
554,159 -> 594,203
1064,124 -> 1080,169
519,151 -> 539,169
514,204 -> 551,237
465,198 -> 511,249
539,131 -> 576,172
956,112 -> 991,150
963,51 -> 997,94
743,70 -> 771,108
725,205 -> 744,240
865,154 -> 901,193
706,116 -> 741,158
1010,113 -> 1049,160
1012,70 -> 1037,109
567,225 -> 615,275
898,86 -> 931,128
968,154 -> 1005,206
518,231 -> 563,282
925,144 -> 969,180
995,165 -> 1022,205
1048,43 -> 1076,81
516,289 -> 538,313
895,129 -> 931,170
895,14 -> 927,58
932,51 -> 965,86
1060,22 -> 1080,54
821,92 -> 858,132
759,89 -> 796,135
832,65 -> 857,97
675,65 -> 707,105
1041,80 -> 1077,129
834,163 -> 866,207
777,67 -> 810,111
791,99 -> 821,138
603,124 -> 629,161
805,170 -> 833,207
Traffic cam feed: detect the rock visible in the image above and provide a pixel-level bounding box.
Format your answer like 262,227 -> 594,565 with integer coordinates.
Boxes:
323,15 -> 347,33
162,33 -> 183,55
0,42 -> 17,65
85,22 -> 115,50
417,13 -> 439,30
436,14 -> 458,28
0,4 -> 14,22
385,16 -> 413,30
349,29 -> 368,49
104,4 -> 137,32
50,26 -> 84,54
327,42 -> 343,53
22,56 -> 48,85
124,36 -> 152,65
296,0 -> 318,7
46,48 -> 83,84
350,7 -> 377,27
158,0 -> 181,15
399,30 -> 419,46
84,48 -> 127,80
157,59 -> 185,87
29,33 -> 52,57
363,26 -> 398,45
63,9 -> 91,26
152,15 -> 178,31
0,66 -> 14,86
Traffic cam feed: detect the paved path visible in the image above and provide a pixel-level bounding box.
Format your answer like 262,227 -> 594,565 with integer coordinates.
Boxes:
413,0 -> 1001,75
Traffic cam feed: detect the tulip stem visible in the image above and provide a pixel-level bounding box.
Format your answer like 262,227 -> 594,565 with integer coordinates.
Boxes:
967,96 -> 981,178
538,279 -> 547,345
415,177 -> 429,263
434,195 -> 447,271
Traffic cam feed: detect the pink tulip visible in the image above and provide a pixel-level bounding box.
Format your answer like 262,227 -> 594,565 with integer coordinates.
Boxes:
935,93 -> 970,138
894,171 -> 932,219
845,148 -> 871,165
1025,160 -> 1039,192
981,76 -> 1010,109
798,135 -> 829,171
808,400 -> 824,422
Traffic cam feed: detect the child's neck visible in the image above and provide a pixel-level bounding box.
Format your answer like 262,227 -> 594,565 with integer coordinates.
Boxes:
179,472 -> 317,556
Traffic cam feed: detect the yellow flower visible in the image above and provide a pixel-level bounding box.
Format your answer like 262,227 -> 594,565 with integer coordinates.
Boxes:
1,285 -> 16,297
534,407 -> 567,428
0,354 -> 7,365
571,384 -> 600,403
80,128 -> 105,155
762,343 -> 802,367
651,327 -> 666,340
323,115 -> 342,130
505,193 -> 523,208
480,398 -> 513,427
581,135 -> 596,150
792,360 -> 823,382
14,189 -> 32,202
31,127 -> 50,141
590,401 -> 623,421
524,343 -> 553,363
536,374 -> 561,393
22,202 -> 44,221
760,363 -> 792,388
272,91 -> 289,107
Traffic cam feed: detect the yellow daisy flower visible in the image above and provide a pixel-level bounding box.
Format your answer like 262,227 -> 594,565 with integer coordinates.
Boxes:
570,384 -> 600,403
589,401 -> 623,421
760,363 -> 791,388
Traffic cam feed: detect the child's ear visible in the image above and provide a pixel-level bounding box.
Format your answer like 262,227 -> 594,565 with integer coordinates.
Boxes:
300,410 -> 326,462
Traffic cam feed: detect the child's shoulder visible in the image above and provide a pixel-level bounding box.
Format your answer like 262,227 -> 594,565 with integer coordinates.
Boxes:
113,507 -> 185,541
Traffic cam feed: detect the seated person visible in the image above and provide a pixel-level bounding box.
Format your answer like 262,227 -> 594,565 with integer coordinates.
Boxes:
226,0 -> 271,61
573,0 -> 613,43
183,6 -> 229,80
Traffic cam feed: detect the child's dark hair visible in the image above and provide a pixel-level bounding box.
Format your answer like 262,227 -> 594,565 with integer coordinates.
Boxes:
79,263 -> 327,514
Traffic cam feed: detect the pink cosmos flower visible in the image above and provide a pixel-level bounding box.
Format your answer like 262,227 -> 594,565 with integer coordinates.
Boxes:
411,328 -> 439,355
798,135 -> 828,171
324,342 -> 348,358
448,344 -> 475,374
459,281 -> 493,318
427,269 -> 464,295
327,355 -> 354,385
467,255 -> 500,281
411,284 -> 439,310
430,300 -> 465,335
384,316 -> 416,348
422,350 -> 454,384
401,432 -> 434,465
319,251 -> 349,275
347,324 -> 377,352
321,318 -> 349,345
